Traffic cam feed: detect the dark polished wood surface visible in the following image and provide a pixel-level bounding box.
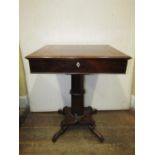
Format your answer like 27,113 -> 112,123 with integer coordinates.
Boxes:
26,45 -> 130,59
26,45 -> 130,74
26,45 -> 131,142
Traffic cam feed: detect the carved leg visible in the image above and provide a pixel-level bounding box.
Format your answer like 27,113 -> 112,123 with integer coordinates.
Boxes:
58,106 -> 69,115
88,125 -> 104,142
85,106 -> 98,114
79,107 -> 97,126
52,107 -> 76,142
52,126 -> 68,142
58,109 -> 64,115
91,108 -> 98,114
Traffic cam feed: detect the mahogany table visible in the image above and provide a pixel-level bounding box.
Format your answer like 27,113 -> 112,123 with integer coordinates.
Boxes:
26,45 -> 131,142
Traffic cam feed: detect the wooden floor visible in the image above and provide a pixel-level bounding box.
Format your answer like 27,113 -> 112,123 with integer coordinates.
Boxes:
20,110 -> 135,155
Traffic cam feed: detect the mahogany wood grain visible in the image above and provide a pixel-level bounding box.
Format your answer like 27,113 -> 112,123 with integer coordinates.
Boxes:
28,58 -> 127,74
26,45 -> 130,74
26,45 -> 130,59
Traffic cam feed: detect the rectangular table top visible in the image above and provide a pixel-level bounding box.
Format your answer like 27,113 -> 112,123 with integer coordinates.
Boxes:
26,45 -> 131,59
26,45 -> 131,74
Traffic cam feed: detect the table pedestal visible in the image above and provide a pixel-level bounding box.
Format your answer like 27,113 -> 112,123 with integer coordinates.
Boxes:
52,74 -> 104,142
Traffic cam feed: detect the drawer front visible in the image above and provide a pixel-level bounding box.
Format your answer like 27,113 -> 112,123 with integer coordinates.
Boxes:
29,58 -> 128,74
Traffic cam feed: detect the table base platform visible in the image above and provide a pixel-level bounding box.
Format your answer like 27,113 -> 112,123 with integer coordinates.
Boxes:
52,106 -> 104,142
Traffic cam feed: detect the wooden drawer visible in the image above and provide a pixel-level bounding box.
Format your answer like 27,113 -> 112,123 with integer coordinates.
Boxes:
28,58 -> 128,74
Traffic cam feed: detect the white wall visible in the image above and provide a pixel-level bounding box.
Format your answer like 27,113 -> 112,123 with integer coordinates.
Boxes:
20,0 -> 134,112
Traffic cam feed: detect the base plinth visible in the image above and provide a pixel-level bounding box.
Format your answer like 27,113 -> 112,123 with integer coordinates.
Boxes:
52,106 -> 104,142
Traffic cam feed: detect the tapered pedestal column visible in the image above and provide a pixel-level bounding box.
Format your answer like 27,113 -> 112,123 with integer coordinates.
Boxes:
70,74 -> 84,115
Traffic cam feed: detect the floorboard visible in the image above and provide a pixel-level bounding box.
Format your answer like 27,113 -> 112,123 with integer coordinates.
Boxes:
20,110 -> 135,155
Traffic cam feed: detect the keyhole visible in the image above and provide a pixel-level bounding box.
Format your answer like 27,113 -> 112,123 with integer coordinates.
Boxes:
76,62 -> 80,68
